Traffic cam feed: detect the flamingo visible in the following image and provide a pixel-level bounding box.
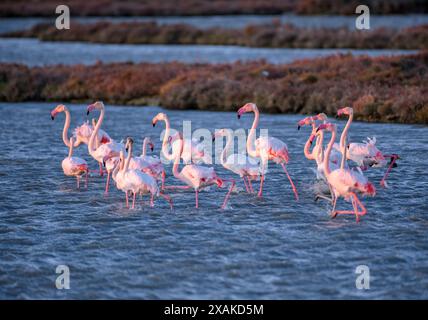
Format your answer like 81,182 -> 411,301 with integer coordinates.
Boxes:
170,135 -> 235,209
237,102 -> 299,200
111,138 -> 172,209
317,123 -> 376,222
61,137 -> 88,189
86,101 -> 126,194
335,106 -> 399,187
129,137 -> 166,190
212,128 -> 260,194
50,104 -> 111,176
298,114 -> 339,202
151,112 -> 207,165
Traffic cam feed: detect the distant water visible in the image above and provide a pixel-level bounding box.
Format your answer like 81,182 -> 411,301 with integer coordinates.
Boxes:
0,102 -> 427,299
1,14 -> 428,33
0,38 -> 417,66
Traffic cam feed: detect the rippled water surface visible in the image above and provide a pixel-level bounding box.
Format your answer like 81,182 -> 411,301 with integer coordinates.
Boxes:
0,38 -> 416,66
0,102 -> 427,299
1,14 -> 428,33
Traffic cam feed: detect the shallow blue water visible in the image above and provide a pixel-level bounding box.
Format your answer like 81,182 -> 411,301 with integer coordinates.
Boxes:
0,38 -> 416,66
1,14 -> 428,33
0,102 -> 427,299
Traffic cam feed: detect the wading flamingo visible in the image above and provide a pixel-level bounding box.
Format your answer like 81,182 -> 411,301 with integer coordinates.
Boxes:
62,137 -> 88,189
151,113 -> 207,165
318,123 -> 376,222
50,104 -> 110,175
213,128 -> 260,194
111,138 -> 172,209
86,101 -> 125,194
298,114 -> 339,202
170,136 -> 235,209
335,107 -> 399,187
237,102 -> 299,200
129,137 -> 166,190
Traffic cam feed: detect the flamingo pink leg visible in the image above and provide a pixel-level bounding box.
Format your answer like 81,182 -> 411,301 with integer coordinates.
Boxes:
105,171 -> 111,195
258,175 -> 265,198
221,179 -> 236,209
150,194 -> 154,207
76,176 -> 80,189
333,193 -> 367,222
125,191 -> 129,208
161,170 -> 166,190
159,192 -> 173,210
247,176 -> 254,193
195,189 -> 199,208
99,162 -> 104,177
280,163 -> 299,201
242,176 -> 250,193
380,154 -> 399,188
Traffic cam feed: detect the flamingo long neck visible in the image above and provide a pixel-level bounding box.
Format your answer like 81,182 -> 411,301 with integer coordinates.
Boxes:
113,153 -> 124,180
172,139 -> 183,180
68,140 -> 74,158
88,106 -> 104,154
340,111 -> 353,152
161,117 -> 173,161
221,131 -> 233,166
323,127 -> 337,178
142,138 -> 149,156
61,109 -> 72,147
303,134 -> 316,160
315,130 -> 324,163
247,107 -> 259,158
124,143 -> 132,172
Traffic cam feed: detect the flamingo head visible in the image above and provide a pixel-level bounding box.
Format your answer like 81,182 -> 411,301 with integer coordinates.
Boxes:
144,137 -> 154,152
86,101 -> 104,115
337,106 -> 353,117
125,137 -> 134,152
297,116 -> 314,130
237,102 -> 256,119
314,113 -> 328,123
316,123 -> 335,133
212,128 -> 226,141
50,104 -> 66,120
152,112 -> 166,127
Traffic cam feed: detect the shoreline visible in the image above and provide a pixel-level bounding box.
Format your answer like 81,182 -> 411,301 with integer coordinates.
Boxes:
1,52 -> 427,125
4,22 -> 428,50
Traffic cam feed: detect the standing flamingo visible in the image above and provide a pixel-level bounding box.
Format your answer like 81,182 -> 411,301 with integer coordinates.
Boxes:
318,123 -> 376,222
112,138 -> 172,209
129,137 -> 166,190
298,114 -> 339,202
50,104 -> 111,176
213,128 -> 260,194
86,101 -> 125,194
151,113 -> 207,164
237,103 -> 299,200
335,107 -> 399,187
62,137 -> 88,189
170,136 -> 235,209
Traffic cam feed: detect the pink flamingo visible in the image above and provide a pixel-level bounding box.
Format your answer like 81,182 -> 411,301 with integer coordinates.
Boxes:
112,138 -> 172,209
151,113 -> 206,164
86,101 -> 126,194
129,137 -> 166,190
213,128 -> 260,194
298,114 -> 339,202
62,137 -> 88,189
50,104 -> 110,175
318,123 -> 376,222
335,107 -> 399,187
170,135 -> 235,209
237,102 -> 299,200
